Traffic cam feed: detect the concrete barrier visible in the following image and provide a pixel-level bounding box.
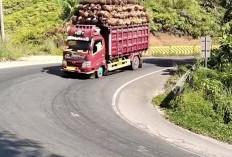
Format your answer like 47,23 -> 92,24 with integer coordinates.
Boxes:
143,45 -> 220,56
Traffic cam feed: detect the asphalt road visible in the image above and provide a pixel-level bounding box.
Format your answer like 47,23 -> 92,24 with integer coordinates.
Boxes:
0,58 -> 198,157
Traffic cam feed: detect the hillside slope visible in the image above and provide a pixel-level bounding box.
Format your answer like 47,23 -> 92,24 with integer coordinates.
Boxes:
142,0 -> 225,38
3,0 -> 63,44
3,0 -> 227,42
0,0 -> 229,60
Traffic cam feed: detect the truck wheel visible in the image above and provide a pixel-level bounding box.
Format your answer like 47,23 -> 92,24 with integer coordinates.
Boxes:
103,69 -> 108,76
131,56 -> 140,70
139,59 -> 143,68
96,67 -> 104,78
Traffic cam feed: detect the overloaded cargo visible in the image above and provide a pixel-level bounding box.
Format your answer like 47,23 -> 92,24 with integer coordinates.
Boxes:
62,0 -> 150,78
72,0 -> 149,26
80,0 -> 139,4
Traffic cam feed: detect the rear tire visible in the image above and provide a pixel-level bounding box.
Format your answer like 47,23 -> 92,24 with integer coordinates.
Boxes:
139,59 -> 143,68
103,69 -> 108,76
131,56 -> 140,70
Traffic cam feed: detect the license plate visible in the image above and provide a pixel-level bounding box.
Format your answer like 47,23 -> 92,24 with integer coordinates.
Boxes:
66,66 -> 76,71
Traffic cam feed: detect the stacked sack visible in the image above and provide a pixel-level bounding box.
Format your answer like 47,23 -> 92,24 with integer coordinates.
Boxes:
72,0 -> 149,26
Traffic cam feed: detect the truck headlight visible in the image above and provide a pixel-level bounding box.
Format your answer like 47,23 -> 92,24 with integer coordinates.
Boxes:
65,54 -> 71,59
82,61 -> 91,68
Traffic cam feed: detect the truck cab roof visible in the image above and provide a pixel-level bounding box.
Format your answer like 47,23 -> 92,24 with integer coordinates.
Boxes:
68,25 -> 101,38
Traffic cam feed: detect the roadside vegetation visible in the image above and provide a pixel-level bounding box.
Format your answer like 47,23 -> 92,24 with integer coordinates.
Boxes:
153,34 -> 232,143
0,0 -> 65,61
142,0 -> 228,38
153,1 -> 232,143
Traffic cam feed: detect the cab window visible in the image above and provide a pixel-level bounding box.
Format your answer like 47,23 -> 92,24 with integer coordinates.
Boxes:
93,40 -> 103,55
67,40 -> 90,52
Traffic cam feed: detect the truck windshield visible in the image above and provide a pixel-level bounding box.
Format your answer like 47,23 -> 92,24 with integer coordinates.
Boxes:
67,40 -> 90,52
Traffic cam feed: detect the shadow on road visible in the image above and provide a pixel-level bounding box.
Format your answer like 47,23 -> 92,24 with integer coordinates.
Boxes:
41,65 -> 91,80
143,57 -> 196,67
41,65 -> 127,80
41,57 -> 195,79
0,130 -> 63,157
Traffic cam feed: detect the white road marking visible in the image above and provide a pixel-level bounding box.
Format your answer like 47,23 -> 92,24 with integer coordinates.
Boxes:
112,68 -> 172,116
71,112 -> 80,118
111,67 -> 202,156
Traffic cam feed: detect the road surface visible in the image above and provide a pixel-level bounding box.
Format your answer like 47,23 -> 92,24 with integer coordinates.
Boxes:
0,58 -> 198,157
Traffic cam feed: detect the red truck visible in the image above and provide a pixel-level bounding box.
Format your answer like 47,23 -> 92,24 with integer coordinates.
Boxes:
62,24 -> 149,78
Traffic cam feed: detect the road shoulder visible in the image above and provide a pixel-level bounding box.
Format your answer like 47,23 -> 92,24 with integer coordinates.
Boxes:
0,56 -> 62,69
114,70 -> 232,157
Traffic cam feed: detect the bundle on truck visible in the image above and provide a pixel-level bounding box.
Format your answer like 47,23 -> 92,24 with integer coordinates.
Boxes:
72,0 -> 149,26
62,0 -> 150,78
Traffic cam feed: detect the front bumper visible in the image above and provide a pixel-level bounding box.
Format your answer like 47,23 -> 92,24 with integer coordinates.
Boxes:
62,66 -> 95,74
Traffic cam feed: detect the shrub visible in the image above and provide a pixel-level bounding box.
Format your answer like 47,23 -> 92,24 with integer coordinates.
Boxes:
208,35 -> 232,72
0,42 -> 22,61
143,0 -> 225,38
0,41 -> 44,61
4,0 -> 63,44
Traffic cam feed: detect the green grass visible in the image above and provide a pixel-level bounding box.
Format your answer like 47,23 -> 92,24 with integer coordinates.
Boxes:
0,0 -> 64,60
165,88 -> 232,143
0,40 -> 62,61
153,66 -> 232,144
4,0 -> 63,44
3,0 -> 37,15
0,42 -> 22,61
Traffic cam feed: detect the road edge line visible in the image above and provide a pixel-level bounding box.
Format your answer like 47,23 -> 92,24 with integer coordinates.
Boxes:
111,68 -> 203,156
112,68 -> 170,115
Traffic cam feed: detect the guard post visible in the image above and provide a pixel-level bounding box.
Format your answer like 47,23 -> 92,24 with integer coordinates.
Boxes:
201,36 -> 212,68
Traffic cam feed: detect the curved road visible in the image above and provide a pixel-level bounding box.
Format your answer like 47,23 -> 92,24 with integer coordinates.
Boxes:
0,58 -> 198,157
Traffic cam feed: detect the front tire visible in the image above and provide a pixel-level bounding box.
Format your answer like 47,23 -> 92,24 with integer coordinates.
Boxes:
131,56 -> 140,70
95,66 -> 104,78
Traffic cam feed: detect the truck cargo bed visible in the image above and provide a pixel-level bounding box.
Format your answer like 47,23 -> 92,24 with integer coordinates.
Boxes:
100,24 -> 149,59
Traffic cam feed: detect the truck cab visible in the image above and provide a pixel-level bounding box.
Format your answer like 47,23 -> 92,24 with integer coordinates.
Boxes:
62,24 -> 149,78
62,25 -> 107,77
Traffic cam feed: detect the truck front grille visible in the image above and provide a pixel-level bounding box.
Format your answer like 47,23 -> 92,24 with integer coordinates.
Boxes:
67,61 -> 82,67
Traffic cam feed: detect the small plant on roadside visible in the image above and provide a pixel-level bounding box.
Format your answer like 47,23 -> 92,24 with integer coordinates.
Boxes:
0,42 -> 22,61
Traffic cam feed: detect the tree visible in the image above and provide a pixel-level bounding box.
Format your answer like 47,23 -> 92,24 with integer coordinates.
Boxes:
54,0 -> 80,22
224,6 -> 232,22
223,0 -> 232,33
221,0 -> 232,8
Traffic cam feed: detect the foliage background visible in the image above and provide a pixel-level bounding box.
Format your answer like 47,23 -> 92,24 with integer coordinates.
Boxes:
0,0 -> 231,60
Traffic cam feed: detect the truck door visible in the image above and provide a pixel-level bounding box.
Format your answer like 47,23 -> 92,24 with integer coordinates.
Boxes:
92,40 -> 105,70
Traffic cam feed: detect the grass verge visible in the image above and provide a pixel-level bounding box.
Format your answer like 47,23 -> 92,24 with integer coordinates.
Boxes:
0,40 -> 62,61
153,66 -> 232,144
